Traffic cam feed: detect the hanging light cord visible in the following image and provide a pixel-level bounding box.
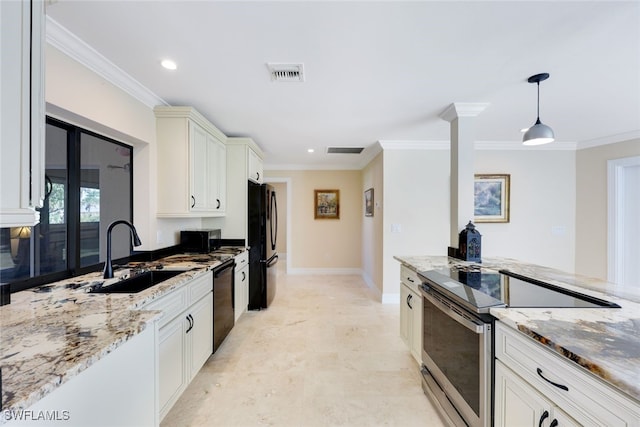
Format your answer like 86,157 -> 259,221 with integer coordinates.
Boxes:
536,81 -> 540,121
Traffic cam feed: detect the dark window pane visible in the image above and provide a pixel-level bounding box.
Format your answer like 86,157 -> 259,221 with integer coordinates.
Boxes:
80,133 -> 131,268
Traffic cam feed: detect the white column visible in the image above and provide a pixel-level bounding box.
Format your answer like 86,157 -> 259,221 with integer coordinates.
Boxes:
440,103 -> 489,249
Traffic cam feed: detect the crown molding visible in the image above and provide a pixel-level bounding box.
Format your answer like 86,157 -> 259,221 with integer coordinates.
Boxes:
440,102 -> 490,122
46,16 -> 168,109
577,130 -> 640,150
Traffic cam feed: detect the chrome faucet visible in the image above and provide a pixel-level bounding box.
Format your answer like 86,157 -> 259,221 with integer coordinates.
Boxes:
103,220 -> 142,279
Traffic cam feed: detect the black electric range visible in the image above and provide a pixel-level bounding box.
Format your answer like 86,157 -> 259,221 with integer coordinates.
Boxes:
418,265 -> 620,314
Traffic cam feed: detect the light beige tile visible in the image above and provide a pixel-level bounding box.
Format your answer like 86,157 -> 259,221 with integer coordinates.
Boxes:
161,262 -> 445,427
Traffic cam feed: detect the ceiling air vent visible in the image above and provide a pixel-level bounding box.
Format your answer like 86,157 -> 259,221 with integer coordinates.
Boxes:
326,147 -> 365,154
267,63 -> 304,82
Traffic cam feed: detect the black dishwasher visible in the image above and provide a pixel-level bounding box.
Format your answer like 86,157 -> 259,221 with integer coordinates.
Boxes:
213,259 -> 235,353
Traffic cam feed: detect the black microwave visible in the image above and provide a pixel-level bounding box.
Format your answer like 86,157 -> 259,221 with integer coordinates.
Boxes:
180,229 -> 221,253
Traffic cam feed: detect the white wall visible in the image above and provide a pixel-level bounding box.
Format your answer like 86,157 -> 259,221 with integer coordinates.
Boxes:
382,147 -> 451,302
361,152 -> 384,297
475,148 -> 576,272
378,145 -> 576,302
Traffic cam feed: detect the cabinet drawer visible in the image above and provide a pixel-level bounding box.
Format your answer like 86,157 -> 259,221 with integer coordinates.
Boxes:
400,265 -> 421,294
495,322 -> 640,426
234,250 -> 248,269
145,287 -> 188,328
189,271 -> 212,303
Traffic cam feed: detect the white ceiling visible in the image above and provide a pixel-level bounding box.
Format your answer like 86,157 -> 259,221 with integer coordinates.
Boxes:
46,1 -> 640,169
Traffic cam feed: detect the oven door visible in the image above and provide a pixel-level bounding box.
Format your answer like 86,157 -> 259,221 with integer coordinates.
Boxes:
420,287 -> 492,427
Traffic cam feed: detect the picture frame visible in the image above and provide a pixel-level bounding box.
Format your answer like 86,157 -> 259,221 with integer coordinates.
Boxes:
314,189 -> 340,219
474,174 -> 510,223
364,188 -> 374,217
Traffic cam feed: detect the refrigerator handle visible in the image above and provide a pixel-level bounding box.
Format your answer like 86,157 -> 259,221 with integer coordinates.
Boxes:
271,190 -> 278,250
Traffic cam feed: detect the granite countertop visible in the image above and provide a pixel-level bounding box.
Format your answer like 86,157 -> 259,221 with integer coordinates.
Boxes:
0,247 -> 246,420
394,255 -> 640,404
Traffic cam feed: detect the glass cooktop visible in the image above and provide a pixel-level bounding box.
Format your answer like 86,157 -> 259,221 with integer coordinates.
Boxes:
418,266 -> 620,313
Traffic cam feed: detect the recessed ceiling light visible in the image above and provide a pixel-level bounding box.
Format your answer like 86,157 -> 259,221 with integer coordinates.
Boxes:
161,59 -> 177,70
307,148 -> 315,153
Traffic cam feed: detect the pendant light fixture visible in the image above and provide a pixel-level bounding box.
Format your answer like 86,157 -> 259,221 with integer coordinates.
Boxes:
523,73 -> 554,145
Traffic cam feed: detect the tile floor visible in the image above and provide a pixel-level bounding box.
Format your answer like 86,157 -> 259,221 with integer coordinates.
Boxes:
161,262 -> 447,426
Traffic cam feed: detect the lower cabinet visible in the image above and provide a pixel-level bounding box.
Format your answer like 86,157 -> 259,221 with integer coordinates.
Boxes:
234,251 -> 249,322
495,321 -> 640,427
143,271 -> 213,421
399,265 -> 422,364
495,360 -> 579,427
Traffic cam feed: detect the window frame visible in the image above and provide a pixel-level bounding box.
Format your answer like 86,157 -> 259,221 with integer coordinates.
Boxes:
8,117 -> 134,292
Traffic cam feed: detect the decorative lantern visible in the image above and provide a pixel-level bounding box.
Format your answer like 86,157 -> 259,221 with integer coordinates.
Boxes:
458,221 -> 481,262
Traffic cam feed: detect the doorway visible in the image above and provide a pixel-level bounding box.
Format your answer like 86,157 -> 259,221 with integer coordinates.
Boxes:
608,156 -> 640,286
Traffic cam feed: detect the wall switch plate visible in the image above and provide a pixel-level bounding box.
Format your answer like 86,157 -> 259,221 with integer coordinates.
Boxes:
391,223 -> 402,233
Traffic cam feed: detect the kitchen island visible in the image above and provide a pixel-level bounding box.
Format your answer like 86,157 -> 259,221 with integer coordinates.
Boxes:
395,255 -> 640,424
0,248 -> 244,425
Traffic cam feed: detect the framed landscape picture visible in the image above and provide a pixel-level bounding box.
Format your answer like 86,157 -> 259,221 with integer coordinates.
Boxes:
364,188 -> 374,217
314,189 -> 340,219
474,174 -> 510,223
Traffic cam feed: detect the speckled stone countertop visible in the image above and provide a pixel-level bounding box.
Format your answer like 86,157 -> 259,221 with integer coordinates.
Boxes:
394,255 -> 640,403
0,247 -> 246,421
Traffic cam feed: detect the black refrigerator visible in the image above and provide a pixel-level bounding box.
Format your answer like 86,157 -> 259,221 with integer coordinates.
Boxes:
247,182 -> 278,309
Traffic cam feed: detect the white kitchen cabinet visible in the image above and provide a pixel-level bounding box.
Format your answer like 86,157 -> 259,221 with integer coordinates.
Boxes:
495,321 -> 640,427
7,325 -> 158,427
209,135 -> 226,213
247,146 -> 264,184
0,0 -> 45,227
155,106 -> 227,217
189,292 -> 214,377
234,250 -> 249,321
141,271 -> 213,420
495,359 -> 579,427
223,138 -> 265,240
399,265 -> 422,364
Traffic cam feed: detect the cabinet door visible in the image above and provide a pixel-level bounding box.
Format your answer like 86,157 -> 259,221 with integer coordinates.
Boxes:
209,137 -> 226,213
400,283 -> 410,347
0,0 -> 45,227
248,147 -> 263,183
495,360 -> 553,427
234,265 -> 248,322
189,294 -> 213,379
189,120 -> 208,211
409,289 -> 422,362
158,315 -> 189,420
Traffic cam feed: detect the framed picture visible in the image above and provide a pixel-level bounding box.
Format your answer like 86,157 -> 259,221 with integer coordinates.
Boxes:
474,174 -> 510,223
364,188 -> 374,217
314,189 -> 340,219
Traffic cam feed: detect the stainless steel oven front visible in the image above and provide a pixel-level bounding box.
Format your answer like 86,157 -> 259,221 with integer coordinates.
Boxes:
420,284 -> 492,427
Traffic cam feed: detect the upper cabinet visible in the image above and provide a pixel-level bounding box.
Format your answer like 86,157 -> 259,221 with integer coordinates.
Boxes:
224,138 -> 264,240
155,107 -> 227,217
247,147 -> 263,184
0,0 -> 45,227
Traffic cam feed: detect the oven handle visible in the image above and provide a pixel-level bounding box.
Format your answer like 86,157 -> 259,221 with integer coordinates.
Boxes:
421,289 -> 484,334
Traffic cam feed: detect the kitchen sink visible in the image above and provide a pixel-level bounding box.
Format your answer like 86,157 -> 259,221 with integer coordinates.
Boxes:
89,270 -> 186,294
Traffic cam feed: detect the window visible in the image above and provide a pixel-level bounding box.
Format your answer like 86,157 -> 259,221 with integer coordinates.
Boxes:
0,118 -> 133,291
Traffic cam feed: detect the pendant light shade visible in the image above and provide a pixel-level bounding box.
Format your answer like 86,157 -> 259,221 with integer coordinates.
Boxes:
523,73 -> 554,146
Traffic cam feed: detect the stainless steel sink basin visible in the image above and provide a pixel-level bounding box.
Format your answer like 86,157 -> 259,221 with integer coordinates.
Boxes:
89,270 -> 185,293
